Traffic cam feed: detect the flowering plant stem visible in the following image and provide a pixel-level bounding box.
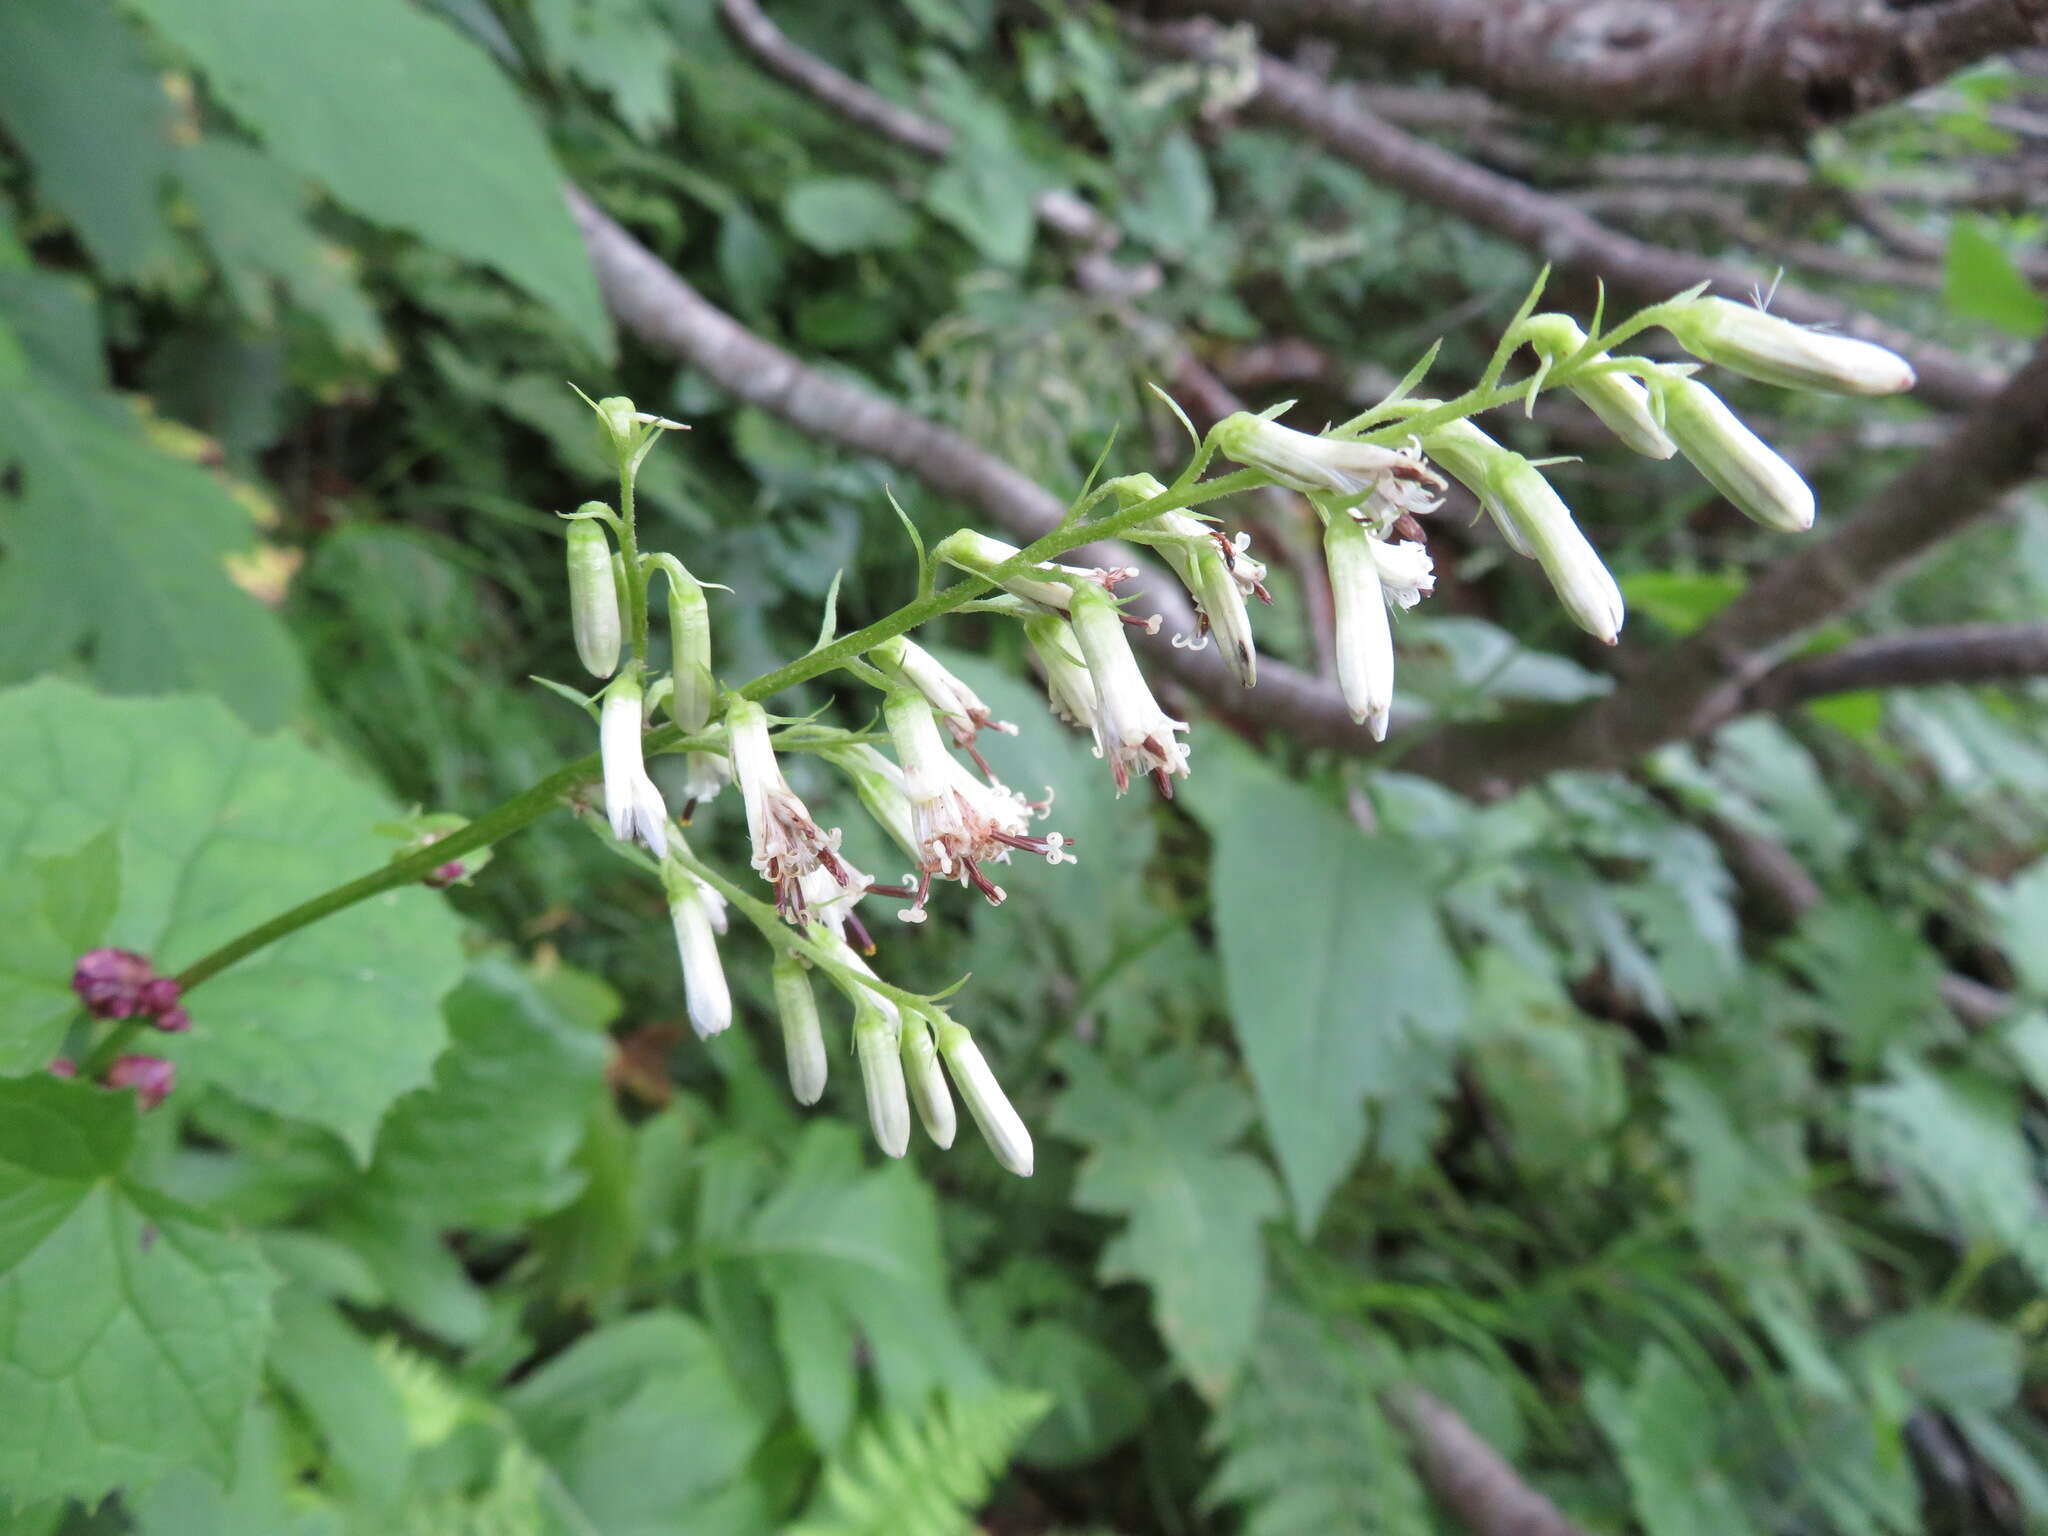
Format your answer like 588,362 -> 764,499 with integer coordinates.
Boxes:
151,465 -> 1264,1009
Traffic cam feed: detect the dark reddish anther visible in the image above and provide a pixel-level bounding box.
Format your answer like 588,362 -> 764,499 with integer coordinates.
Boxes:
962,859 -> 1005,904
424,859 -> 466,888
864,882 -> 919,900
48,1057 -> 76,1078
844,909 -> 877,956
680,797 -> 700,825
1152,765 -> 1176,799
72,948 -> 154,1019
107,1054 -> 177,1110
1392,512 -> 1428,544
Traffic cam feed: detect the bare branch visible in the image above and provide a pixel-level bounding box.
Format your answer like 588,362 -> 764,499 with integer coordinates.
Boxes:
1382,1386 -> 1591,1536
1745,622 -> 2048,709
1397,334 -> 2048,793
1141,0 -> 2048,133
1137,18 -> 2000,410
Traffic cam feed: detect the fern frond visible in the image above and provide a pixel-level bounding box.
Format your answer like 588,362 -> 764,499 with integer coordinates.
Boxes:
792,1389 -> 1051,1536
1204,1306 -> 1433,1536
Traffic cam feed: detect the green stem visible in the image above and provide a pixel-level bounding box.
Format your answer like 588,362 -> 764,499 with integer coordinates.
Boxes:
617,462 -> 649,667
160,462 -> 1259,997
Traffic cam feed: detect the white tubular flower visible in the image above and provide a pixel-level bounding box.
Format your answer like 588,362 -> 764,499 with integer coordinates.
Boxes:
798,857 -> 873,952
1370,536 -> 1436,611
902,1017 -> 957,1149
1024,615 -> 1103,747
937,1019 -> 1033,1177
600,672 -> 670,856
934,529 -> 1137,613
1214,410 -> 1446,500
1486,458 -> 1625,644
1324,513 -> 1396,740
725,696 -> 855,923
565,514 -> 622,677
683,750 -> 731,810
1659,376 -> 1815,533
854,998 -> 910,1159
825,745 -> 920,865
882,690 -> 1071,921
1520,313 -> 1675,459
772,954 -> 827,1106
1127,508 -> 1264,688
1662,296 -> 1915,397
1068,584 -> 1191,796
877,636 -> 1015,748
663,859 -> 731,1040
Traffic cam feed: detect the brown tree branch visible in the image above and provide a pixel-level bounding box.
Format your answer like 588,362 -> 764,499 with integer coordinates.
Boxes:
1382,1386 -> 1591,1536
1397,335 -> 2048,793
1137,19 -> 2001,411
1140,0 -> 2048,133
1746,622 -> 2048,710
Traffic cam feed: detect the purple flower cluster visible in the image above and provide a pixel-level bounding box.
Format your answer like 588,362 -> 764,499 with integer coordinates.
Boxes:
71,948 -> 191,1033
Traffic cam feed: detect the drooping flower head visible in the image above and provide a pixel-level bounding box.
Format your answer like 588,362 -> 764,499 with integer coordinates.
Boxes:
1324,511 -> 1396,740
874,635 -> 1016,762
1660,295 -> 1915,397
933,529 -> 1139,614
1114,476 -> 1268,688
600,670 -> 671,857
1214,410 -> 1446,503
1067,584 -> 1191,796
662,851 -> 731,1041
725,695 -> 854,924
1657,375 -> 1816,533
1520,313 -> 1675,460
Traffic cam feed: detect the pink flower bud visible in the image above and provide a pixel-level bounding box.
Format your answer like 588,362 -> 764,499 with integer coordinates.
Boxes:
107,1055 -> 177,1110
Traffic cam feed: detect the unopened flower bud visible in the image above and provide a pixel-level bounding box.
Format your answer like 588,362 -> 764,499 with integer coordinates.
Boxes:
1486,458 -> 1624,643
1214,411 -> 1444,499
1659,377 -> 1815,533
933,530 -> 1133,612
73,948 -> 155,1019
584,391 -> 686,475
1662,296 -> 1915,397
663,858 -> 731,1040
1521,313 -> 1675,459
1420,418 -> 1536,558
937,1020 -> 1032,1176
772,955 -> 827,1105
565,514 -> 622,678
667,570 -> 715,732
1023,616 -> 1102,746
1324,513 -> 1396,740
902,1018 -> 957,1149
107,1054 -> 176,1110
854,1001 -> 910,1159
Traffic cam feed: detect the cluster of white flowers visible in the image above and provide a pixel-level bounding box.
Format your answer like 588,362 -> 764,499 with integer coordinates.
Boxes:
559,296 -> 1915,1175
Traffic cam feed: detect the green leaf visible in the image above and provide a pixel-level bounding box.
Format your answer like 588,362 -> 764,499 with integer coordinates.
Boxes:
123,0 -> 611,356
1983,853 -> 2048,997
1128,130 -> 1214,259
1854,1058 -> 2048,1284
176,139 -> 390,362
0,376 -> 306,728
0,681 -> 466,1156
1468,953 -> 1627,1180
1779,901 -> 1948,1068
33,826 -> 121,956
1944,219 -> 2048,337
0,0 -> 177,278
125,1398 -> 343,1536
1205,1305 -> 1433,1536
1858,1309 -> 2020,1414
1619,569 -> 1746,636
508,1311 -> 772,1534
1048,1047 -> 1280,1400
782,178 -> 919,255
0,826 -> 126,1073
703,1123 -> 990,1449
1203,766 -> 1468,1230
364,956 -> 611,1229
1588,1347 -> 1759,1536
791,1390 -> 1050,1536
0,1075 -> 276,1503
529,0 -> 678,137
265,1291 -> 409,1518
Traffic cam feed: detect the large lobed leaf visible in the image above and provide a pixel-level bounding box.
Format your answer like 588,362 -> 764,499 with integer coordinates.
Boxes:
122,0 -> 612,356
0,681 -> 465,1155
0,1075 -> 275,1503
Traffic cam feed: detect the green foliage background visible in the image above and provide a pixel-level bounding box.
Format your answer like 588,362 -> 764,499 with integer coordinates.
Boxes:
2,0 -> 2048,1531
